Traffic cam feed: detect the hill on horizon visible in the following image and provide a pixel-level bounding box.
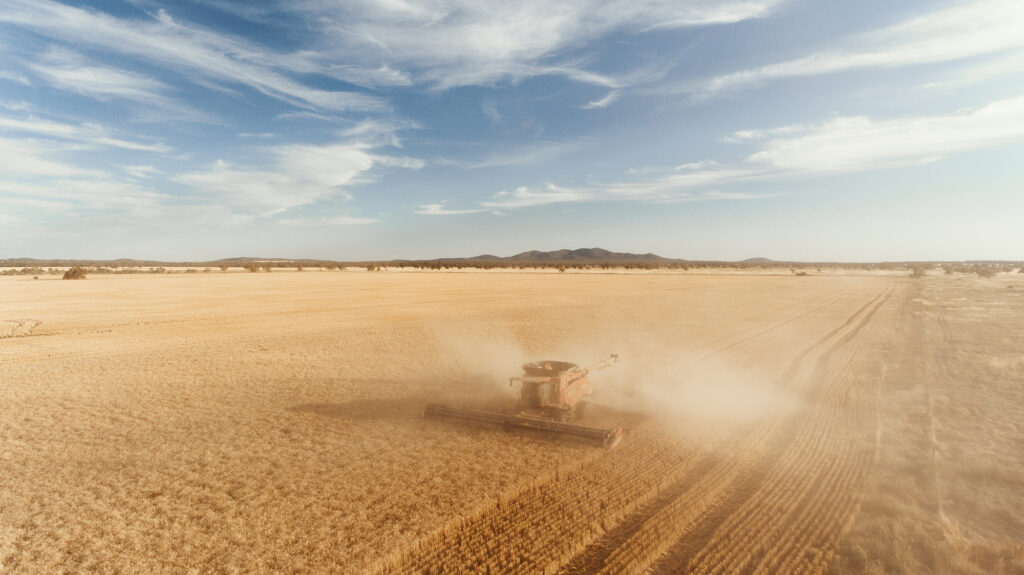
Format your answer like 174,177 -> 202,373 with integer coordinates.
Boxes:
462,248 -> 674,263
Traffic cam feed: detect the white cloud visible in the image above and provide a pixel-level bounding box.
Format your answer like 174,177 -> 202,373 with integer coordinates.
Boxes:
721,124 -> 807,143
442,139 -> 589,169
122,165 -> 157,179
599,167 -> 759,199
433,94 -> 1024,213
482,100 -> 502,123
920,50 -> 1024,90
320,64 -> 413,88
750,96 -> 1024,172
481,183 -> 597,209
0,136 -> 106,178
675,159 -> 721,170
176,138 -> 422,216
0,0 -> 385,112
299,0 -> 785,89
0,70 -> 32,86
340,118 -> 420,148
466,172 -> 767,210
31,48 -> 171,102
416,202 -> 487,215
687,0 -> 1024,97
583,90 -> 620,109
0,100 -> 33,112
371,154 -> 426,170
0,140 -> 167,223
0,115 -> 172,152
279,215 -> 379,225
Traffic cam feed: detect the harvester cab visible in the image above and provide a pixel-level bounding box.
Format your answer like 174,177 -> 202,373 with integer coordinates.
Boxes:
512,355 -> 618,421
425,354 -> 623,448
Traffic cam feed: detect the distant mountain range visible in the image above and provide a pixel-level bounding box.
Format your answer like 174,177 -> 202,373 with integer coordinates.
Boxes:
452,248 -> 674,263
0,249 -> 677,267
2,251 -> 1019,268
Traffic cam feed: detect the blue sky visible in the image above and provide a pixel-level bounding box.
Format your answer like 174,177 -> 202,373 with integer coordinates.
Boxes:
1,0 -> 1022,261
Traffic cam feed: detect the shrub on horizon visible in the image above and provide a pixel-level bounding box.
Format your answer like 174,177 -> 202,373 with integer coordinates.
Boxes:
63,267 -> 87,280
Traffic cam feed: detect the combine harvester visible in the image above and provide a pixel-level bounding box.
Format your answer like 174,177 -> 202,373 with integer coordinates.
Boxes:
425,354 -> 623,448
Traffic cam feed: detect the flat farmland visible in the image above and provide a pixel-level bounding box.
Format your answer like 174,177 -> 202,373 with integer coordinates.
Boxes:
1,271 -> 1021,573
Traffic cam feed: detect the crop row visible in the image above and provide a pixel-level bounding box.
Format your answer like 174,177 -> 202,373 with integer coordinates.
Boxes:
595,416 -> 785,574
571,288 -> 893,575
375,429 -> 709,574
687,291 -> 894,574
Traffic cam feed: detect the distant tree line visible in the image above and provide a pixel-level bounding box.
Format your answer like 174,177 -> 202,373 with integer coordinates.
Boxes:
3,259 -> 1021,277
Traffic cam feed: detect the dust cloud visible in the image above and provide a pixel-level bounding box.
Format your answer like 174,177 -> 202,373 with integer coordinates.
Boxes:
594,354 -> 803,429
428,320 -> 803,431
428,321 -> 529,401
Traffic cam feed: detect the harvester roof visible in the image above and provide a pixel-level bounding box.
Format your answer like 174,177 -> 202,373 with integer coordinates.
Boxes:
521,360 -> 578,376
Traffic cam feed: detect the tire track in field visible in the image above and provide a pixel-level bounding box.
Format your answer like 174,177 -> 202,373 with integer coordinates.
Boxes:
0,319 -> 41,339
571,286 -> 894,575
628,288 -> 860,383
375,430 -> 712,575
927,298 -> 953,539
667,285 -> 898,574
377,285 -> 892,575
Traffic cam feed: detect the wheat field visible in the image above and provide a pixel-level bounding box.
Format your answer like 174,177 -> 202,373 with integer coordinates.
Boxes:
2,270 -> 1021,573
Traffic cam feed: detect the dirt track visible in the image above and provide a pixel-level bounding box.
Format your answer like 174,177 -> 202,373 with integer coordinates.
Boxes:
2,271 -> 1021,573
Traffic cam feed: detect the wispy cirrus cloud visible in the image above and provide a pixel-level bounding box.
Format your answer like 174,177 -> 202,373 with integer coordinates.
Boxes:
299,0 -> 785,90
416,203 -> 487,216
473,165 -> 765,210
480,183 -> 597,209
0,136 -> 105,178
176,130 -> 423,217
0,136 -> 169,223
24,47 -> 216,123
583,90 -> 620,109
682,0 -> 1024,98
0,70 -> 32,86
0,114 -> 172,152
121,165 -> 158,179
279,215 -> 379,225
438,139 -> 589,170
0,0 -> 385,113
748,95 -> 1024,172
426,94 -> 1024,213
30,48 -> 170,101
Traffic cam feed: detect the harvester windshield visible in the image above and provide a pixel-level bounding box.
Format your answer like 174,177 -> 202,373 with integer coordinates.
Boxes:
521,361 -> 578,376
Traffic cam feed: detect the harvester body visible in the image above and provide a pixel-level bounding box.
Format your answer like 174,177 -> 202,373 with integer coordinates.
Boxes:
514,355 -> 617,421
425,354 -> 622,448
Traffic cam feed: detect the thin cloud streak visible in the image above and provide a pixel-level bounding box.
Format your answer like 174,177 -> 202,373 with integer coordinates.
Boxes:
176,137 -> 422,217
301,0 -> 785,90
584,90 -> 620,109
0,115 -> 172,152
430,94 -> 1024,213
750,96 -> 1024,172
0,70 -> 32,86
416,203 -> 488,216
279,216 -> 379,225
441,139 -> 589,170
31,48 -> 170,101
0,0 -> 386,113
0,136 -> 107,178
682,0 -> 1024,98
